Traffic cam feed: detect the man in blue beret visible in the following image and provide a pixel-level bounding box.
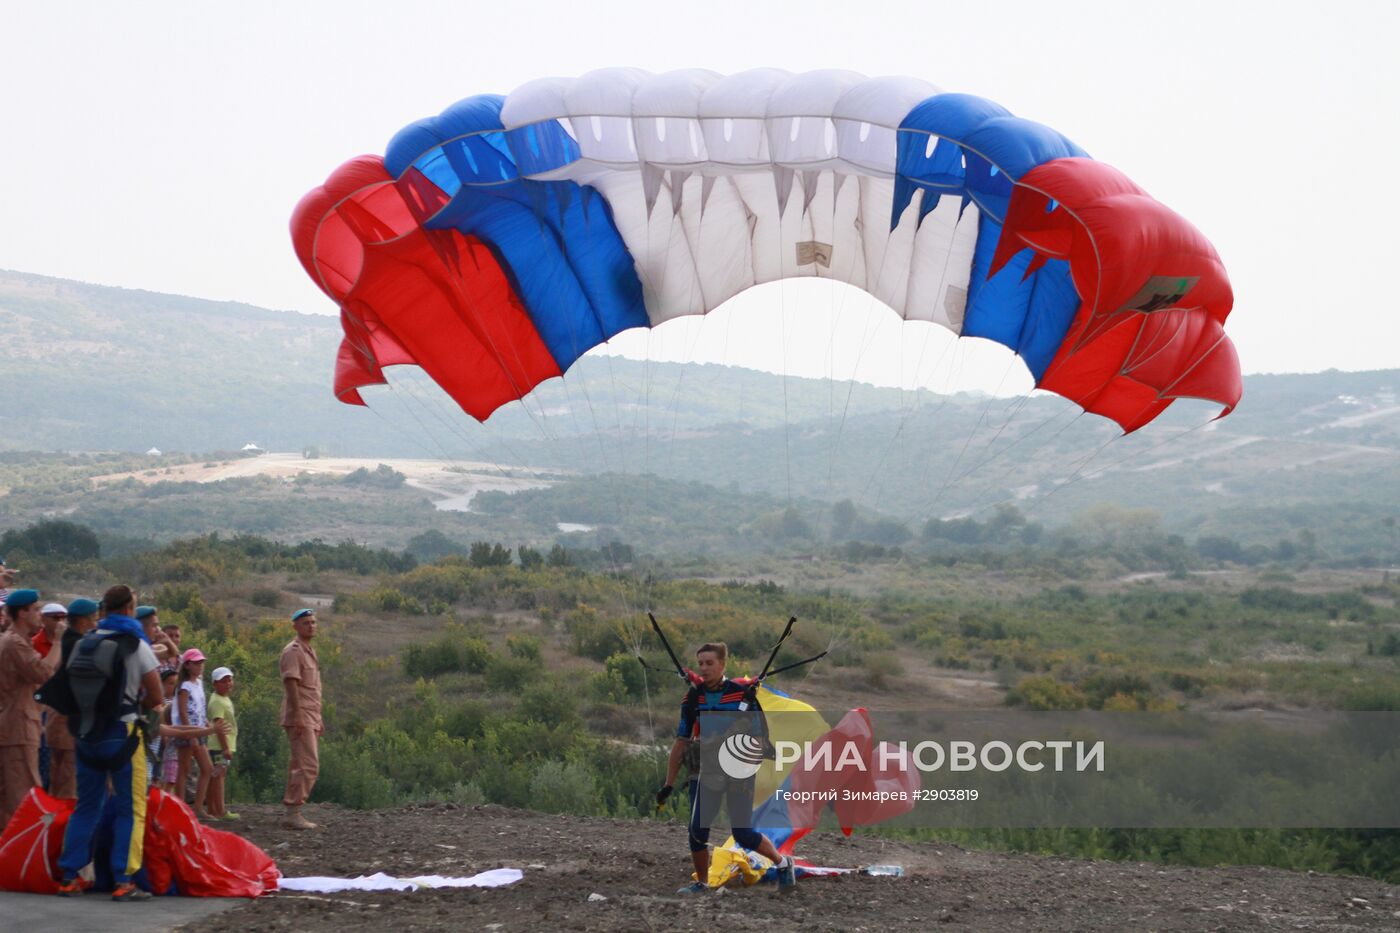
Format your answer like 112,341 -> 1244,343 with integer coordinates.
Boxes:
0,589 -> 61,826
280,608 -> 323,829
135,606 -> 177,672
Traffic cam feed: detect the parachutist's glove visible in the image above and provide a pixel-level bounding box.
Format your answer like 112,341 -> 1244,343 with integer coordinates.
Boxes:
656,784 -> 674,806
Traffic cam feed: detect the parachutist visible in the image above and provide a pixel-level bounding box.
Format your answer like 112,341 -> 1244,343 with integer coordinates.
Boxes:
663,640 -> 794,892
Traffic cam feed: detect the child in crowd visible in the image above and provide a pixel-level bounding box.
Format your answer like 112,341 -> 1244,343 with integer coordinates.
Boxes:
173,648 -> 215,820
157,669 -> 181,789
205,667 -> 239,820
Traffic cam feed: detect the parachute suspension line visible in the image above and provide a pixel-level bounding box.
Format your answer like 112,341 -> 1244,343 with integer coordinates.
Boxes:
780,275 -> 794,505
638,660 -> 662,785
1025,412 -> 1219,521
858,329 -> 961,506
917,354 -> 1020,521
908,336 -> 973,506
392,369 -> 548,480
646,183 -> 711,617
924,403 -> 1083,525
861,215 -> 967,506
935,391 -> 1044,500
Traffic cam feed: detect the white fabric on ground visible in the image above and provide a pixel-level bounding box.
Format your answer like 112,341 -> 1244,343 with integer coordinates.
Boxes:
276,868 -> 523,892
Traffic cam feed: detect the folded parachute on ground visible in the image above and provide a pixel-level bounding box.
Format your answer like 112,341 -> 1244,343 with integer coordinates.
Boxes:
292,69 -> 1240,432
0,787 -> 278,897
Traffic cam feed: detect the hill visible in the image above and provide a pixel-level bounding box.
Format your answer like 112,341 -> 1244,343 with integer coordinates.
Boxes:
3,268 -> 1399,552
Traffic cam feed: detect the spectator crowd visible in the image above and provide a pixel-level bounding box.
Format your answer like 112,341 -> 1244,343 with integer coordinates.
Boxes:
0,570 -> 322,902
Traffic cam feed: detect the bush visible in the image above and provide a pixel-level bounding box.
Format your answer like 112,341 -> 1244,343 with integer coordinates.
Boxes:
528,760 -> 602,815
402,630 -> 493,679
518,545 -> 544,571
444,700 -> 493,740
518,682 -> 580,728
1010,676 -> 1087,711
249,587 -> 281,608
563,606 -> 622,662
485,655 -> 542,691
862,653 -> 903,690
0,519 -> 101,561
314,743 -> 396,809
469,542 -> 512,568
507,633 -> 543,662
593,653 -> 647,702
420,781 -> 486,806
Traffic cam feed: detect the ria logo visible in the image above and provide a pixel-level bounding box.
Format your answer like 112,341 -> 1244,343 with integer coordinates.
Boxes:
717,733 -> 767,780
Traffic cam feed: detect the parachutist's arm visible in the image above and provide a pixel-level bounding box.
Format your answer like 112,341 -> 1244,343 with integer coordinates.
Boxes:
139,669 -> 162,709
665,737 -> 688,788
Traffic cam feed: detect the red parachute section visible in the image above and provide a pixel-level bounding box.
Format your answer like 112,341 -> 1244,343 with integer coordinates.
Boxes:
991,158 -> 1242,433
782,708 -> 920,850
290,156 -> 561,421
0,787 -> 278,898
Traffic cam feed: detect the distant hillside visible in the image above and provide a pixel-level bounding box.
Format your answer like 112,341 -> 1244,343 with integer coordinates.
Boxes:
0,269 -> 911,454
3,269 -> 1398,547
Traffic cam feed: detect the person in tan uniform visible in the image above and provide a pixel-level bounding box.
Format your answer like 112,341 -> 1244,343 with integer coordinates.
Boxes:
0,589 -> 60,827
280,608 -> 323,830
42,598 -> 100,798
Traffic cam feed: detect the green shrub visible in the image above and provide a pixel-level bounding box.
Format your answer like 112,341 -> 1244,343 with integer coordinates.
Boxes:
314,743 -> 396,809
485,655 -> 542,691
507,633 -> 543,662
563,605 -> 622,662
862,652 -> 903,690
402,630 -> 494,679
249,587 -> 281,608
528,760 -> 602,815
518,682 -> 580,728
1010,676 -> 1087,711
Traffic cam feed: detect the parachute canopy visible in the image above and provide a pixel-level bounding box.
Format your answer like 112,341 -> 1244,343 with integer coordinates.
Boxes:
292,69 -> 1240,432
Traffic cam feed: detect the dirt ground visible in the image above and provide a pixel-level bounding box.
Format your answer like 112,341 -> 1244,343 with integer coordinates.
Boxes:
194,803 -> 1398,932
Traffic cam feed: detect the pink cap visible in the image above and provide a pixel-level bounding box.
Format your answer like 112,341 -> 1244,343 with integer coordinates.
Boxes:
181,648 -> 207,664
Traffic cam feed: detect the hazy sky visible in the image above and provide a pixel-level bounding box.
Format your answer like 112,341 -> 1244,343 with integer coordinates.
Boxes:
3,0 -> 1396,393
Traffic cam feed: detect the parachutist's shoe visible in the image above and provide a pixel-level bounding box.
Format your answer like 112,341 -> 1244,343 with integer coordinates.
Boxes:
111,882 -> 152,901
55,876 -> 91,896
283,806 -> 318,830
676,880 -> 711,895
776,856 -> 796,891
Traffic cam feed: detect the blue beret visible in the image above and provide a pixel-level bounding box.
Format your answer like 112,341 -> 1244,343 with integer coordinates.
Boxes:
5,589 -> 39,608
292,608 -> 315,622
67,597 -> 100,617
134,605 -> 157,621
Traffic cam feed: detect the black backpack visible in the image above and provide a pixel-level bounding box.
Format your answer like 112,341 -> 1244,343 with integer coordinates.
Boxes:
53,629 -> 142,770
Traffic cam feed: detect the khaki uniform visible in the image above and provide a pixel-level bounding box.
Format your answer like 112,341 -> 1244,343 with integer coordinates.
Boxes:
279,638 -> 322,807
44,709 -> 75,798
0,631 -> 54,826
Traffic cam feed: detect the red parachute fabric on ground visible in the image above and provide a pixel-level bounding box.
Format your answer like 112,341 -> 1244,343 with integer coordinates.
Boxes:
291,156 -> 561,420
144,788 -> 279,897
992,158 -> 1242,432
0,787 -> 277,897
0,788 -> 70,894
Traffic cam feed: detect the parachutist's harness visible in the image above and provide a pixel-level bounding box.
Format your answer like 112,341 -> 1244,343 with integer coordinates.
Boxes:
639,612 -> 828,708
642,613 -> 828,781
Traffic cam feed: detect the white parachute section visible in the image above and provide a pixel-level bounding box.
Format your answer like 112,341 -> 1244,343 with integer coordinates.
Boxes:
499,68 -> 979,331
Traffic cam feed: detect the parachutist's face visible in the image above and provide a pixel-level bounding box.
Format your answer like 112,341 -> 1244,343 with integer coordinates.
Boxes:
696,650 -> 724,686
